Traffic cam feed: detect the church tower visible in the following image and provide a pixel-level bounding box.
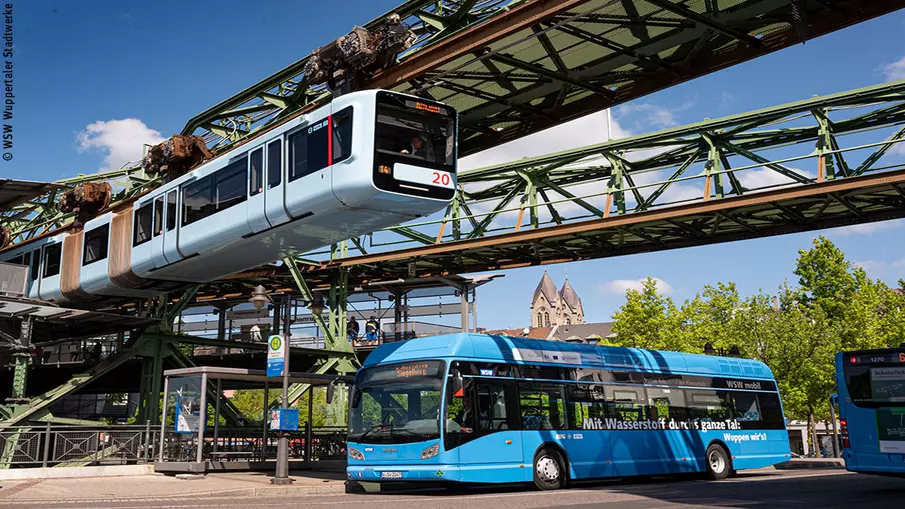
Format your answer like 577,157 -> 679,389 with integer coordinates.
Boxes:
530,271 -> 584,327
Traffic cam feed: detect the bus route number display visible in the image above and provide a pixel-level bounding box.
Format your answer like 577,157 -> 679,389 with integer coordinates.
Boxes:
395,363 -> 429,378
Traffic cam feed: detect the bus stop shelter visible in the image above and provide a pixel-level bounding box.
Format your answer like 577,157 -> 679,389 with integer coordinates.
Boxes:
156,366 -> 353,474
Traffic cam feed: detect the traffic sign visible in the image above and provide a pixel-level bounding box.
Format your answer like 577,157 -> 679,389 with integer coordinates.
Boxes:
267,334 -> 287,377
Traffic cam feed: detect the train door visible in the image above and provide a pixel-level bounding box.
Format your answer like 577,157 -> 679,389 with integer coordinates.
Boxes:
263,138 -> 290,227
246,145 -> 270,234
149,195 -> 166,269
162,189 -> 181,264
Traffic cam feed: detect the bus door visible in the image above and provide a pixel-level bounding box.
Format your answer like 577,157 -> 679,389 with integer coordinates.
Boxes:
162,189 -> 181,264
456,380 -> 523,480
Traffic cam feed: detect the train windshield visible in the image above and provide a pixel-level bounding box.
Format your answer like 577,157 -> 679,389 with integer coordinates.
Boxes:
375,93 -> 455,169
348,360 -> 445,444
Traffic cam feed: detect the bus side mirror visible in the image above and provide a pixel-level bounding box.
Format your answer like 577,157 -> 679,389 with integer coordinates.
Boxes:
451,371 -> 464,396
326,381 -> 336,404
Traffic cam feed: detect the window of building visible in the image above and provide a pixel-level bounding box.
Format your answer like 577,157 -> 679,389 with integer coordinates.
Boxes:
536,312 -> 542,326
182,176 -> 213,226
83,224 -> 109,265
544,312 -> 550,327
518,382 -> 566,430
43,243 -> 62,277
166,190 -> 177,231
134,202 -> 153,245
267,140 -> 282,187
288,118 -> 330,182
250,148 -> 264,196
564,316 -> 571,325
215,157 -> 248,211
153,196 -> 164,237
333,107 -> 353,164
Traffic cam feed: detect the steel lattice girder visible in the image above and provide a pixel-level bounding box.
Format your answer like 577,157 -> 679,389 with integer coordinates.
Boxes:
196,78 -> 905,290
181,0 -> 905,157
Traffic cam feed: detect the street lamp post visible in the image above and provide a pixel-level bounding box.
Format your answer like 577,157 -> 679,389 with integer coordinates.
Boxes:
272,294 -> 293,485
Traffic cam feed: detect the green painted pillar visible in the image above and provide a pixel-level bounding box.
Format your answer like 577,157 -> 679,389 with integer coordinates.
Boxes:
10,353 -> 29,401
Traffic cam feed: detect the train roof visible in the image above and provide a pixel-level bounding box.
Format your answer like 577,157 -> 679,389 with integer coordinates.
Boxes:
362,333 -> 775,381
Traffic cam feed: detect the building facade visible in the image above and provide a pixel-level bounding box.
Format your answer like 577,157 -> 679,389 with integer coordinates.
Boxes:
530,272 -> 585,327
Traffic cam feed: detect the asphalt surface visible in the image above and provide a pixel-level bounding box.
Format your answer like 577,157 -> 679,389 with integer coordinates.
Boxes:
2,469 -> 903,508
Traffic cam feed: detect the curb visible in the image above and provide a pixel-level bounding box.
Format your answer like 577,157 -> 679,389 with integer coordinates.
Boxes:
0,482 -> 348,504
774,459 -> 845,470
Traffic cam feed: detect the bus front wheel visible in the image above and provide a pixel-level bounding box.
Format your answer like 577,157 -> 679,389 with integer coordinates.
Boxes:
533,447 -> 566,490
705,444 -> 731,481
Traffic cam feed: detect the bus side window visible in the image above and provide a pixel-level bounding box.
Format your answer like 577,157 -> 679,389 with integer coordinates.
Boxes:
518,382 -> 566,430
605,385 -> 648,421
647,387 -> 687,421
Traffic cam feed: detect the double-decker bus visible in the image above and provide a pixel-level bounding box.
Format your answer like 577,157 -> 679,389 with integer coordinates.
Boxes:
347,333 -> 790,490
836,346 -> 905,476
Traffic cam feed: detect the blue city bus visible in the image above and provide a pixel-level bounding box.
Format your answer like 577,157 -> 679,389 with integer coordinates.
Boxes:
835,346 -> 905,477
347,333 -> 791,490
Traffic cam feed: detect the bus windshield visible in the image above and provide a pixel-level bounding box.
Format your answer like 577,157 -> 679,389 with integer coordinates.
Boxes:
842,350 -> 905,407
375,93 -> 456,168
348,360 -> 445,444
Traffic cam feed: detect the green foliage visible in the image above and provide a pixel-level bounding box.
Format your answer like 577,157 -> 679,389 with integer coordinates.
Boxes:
608,236 -> 904,457
229,388 -> 328,427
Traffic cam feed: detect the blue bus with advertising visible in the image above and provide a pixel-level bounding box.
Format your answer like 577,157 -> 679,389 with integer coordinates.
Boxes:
836,346 -> 905,476
347,333 -> 791,489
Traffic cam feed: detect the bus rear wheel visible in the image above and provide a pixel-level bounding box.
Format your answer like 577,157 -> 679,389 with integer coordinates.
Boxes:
705,444 -> 731,481
533,447 -> 566,490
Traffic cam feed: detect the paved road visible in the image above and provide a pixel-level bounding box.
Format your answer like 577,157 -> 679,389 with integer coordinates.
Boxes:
2,469 -> 904,508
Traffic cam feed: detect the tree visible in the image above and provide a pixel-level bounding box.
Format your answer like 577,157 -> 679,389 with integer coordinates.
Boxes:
229,388 -> 328,427
610,277 -> 682,350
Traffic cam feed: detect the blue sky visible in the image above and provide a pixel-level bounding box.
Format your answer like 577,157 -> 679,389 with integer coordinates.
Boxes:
9,1 -> 905,331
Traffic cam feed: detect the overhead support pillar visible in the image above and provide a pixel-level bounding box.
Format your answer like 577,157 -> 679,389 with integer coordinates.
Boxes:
10,317 -> 33,402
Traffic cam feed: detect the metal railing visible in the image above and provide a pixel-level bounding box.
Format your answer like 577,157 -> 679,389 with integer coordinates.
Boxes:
160,426 -> 346,463
0,423 -> 157,468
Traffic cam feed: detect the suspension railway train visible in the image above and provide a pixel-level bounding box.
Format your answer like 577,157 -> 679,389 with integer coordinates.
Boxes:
0,90 -> 457,304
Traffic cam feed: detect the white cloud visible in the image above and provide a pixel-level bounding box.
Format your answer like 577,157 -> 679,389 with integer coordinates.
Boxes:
600,277 -> 673,295
853,258 -> 905,277
737,166 -> 815,190
881,55 -> 905,82
833,218 -> 905,236
76,118 -> 165,170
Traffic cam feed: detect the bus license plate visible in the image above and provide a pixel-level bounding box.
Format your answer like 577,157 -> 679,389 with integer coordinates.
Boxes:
380,471 -> 403,479
394,164 -> 455,189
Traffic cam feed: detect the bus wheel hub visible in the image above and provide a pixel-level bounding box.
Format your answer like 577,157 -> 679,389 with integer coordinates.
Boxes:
536,456 -> 559,481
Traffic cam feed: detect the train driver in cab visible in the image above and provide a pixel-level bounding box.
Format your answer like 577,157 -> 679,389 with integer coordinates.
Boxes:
400,135 -> 434,161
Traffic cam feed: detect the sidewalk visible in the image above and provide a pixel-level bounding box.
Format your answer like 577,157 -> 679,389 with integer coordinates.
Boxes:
0,470 -> 346,504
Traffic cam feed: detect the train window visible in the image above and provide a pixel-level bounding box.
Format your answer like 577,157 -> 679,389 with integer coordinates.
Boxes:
182,176 -> 213,226
166,190 -> 177,231
332,108 -> 353,164
215,157 -> 248,211
134,202 -> 153,246
43,243 -> 62,278
250,148 -> 264,196
375,93 -> 456,168
30,250 -> 40,280
267,140 -> 282,187
153,197 -> 164,237
83,224 -> 109,265
7,254 -> 23,265
288,118 -> 329,182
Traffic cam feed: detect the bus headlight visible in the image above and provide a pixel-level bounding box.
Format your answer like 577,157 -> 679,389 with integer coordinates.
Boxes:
349,447 -> 365,461
420,444 -> 439,460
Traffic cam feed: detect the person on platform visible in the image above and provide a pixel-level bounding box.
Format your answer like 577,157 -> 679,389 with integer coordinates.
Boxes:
365,316 -> 380,344
347,317 -> 360,343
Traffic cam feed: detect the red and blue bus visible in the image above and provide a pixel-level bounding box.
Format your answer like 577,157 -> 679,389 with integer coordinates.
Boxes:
836,346 -> 905,476
347,333 -> 791,490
